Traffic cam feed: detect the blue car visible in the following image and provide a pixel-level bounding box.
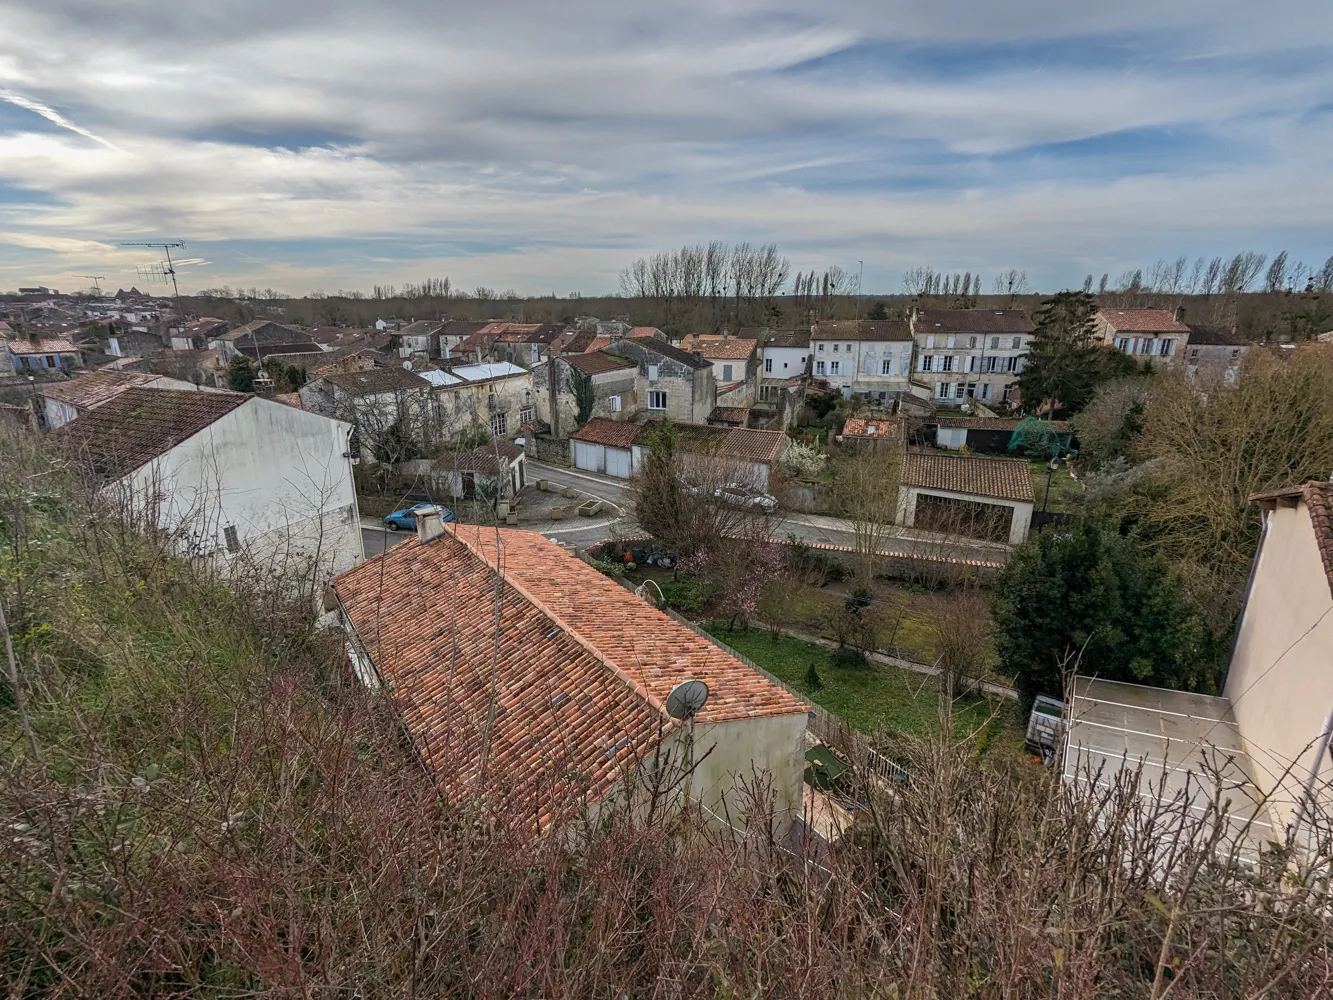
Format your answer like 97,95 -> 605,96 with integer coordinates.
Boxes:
383,503 -> 454,531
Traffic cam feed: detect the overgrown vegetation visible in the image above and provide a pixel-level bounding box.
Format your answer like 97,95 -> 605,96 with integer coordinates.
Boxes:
2,428 -> 1332,995
993,519 -> 1223,708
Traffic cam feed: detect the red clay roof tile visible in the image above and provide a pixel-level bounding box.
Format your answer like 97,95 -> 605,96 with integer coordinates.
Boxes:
333,526 -> 806,827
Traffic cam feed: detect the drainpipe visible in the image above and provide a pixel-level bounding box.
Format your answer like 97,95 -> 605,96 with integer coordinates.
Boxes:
1288,702 -> 1333,850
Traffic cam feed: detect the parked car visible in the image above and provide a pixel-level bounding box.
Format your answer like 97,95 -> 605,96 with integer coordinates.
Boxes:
383,503 -> 455,531
714,483 -> 779,513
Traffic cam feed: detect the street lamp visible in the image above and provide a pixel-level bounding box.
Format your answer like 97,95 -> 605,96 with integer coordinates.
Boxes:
1042,457 -> 1059,514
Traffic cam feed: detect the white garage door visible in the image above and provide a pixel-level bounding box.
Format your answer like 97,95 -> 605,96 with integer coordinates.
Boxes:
572,440 -> 604,473
605,446 -> 632,479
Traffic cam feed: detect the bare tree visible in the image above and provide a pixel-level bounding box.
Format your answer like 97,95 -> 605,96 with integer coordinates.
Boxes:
830,445 -> 903,590
1319,254 -> 1333,292
992,268 -> 1030,300
1265,250 -> 1289,293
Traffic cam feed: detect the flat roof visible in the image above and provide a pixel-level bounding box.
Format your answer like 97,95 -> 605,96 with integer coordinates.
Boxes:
1064,676 -> 1271,859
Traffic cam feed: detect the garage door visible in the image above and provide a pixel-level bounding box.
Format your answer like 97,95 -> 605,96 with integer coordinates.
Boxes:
572,440 -> 604,473
914,493 -> 1012,543
605,446 -> 632,479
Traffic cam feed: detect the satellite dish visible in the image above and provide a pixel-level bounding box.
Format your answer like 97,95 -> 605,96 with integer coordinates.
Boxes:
666,679 -> 709,721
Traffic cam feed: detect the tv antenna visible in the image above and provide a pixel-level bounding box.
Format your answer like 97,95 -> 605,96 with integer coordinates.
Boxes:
76,275 -> 106,295
120,240 -> 187,322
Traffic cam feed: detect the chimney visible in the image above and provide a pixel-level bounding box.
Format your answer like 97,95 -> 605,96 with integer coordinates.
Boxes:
1174,305 -> 1186,323
415,505 -> 446,545
723,329 -> 730,342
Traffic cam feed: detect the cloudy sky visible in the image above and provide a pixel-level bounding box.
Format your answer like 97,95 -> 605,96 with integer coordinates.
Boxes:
1,0 -> 1331,296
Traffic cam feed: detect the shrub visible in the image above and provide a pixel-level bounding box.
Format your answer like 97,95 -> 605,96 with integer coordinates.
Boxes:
828,645 -> 868,670
803,661 -> 822,690
783,440 -> 828,480
844,587 -> 873,612
658,574 -> 714,613
785,537 -> 846,584
588,558 -> 624,579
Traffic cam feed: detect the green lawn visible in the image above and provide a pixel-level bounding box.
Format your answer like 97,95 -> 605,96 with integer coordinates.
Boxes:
1028,460 -> 1084,515
704,624 -> 1014,744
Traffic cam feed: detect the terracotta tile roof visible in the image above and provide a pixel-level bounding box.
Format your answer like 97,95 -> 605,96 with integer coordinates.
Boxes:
841,417 -> 899,438
332,526 -> 805,828
37,370 -> 159,410
565,352 -> 636,376
678,335 -> 757,360
914,309 -> 1034,335
570,416 -> 641,449
1249,481 -> 1333,600
273,392 -> 303,408
628,326 -> 664,338
555,329 -> 598,354
1304,483 -> 1333,599
902,452 -> 1035,503
707,406 -> 750,424
8,338 -> 79,355
449,440 -> 524,475
322,366 -> 430,396
1098,309 -> 1190,334
812,320 -> 912,342
627,336 -> 712,370
53,387 -> 247,480
717,427 -> 787,464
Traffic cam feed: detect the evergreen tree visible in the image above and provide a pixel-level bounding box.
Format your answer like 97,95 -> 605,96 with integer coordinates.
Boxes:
992,520 -> 1222,709
228,355 -> 256,393
1017,290 -> 1136,417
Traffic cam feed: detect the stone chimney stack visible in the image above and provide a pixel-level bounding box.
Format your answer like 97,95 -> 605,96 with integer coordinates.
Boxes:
1174,305 -> 1186,323
415,505 -> 446,545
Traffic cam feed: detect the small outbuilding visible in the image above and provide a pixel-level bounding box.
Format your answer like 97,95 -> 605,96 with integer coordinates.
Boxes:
896,451 -> 1035,545
570,417 -> 641,478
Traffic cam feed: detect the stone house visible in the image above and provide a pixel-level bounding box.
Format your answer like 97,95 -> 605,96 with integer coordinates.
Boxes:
810,320 -> 915,406
420,362 -> 535,443
910,308 -> 1035,407
7,337 -> 83,372
531,350 -> 639,432
299,366 -> 434,461
677,334 -> 759,408
390,320 -> 446,359
1183,325 -> 1251,384
210,320 -> 319,364
1093,308 -> 1190,366
609,336 -> 716,425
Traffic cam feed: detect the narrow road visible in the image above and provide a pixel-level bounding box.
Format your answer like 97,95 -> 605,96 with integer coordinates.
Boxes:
358,459 -> 1013,567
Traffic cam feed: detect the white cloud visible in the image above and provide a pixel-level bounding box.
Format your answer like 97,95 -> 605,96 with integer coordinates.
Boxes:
0,0 -> 1330,292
